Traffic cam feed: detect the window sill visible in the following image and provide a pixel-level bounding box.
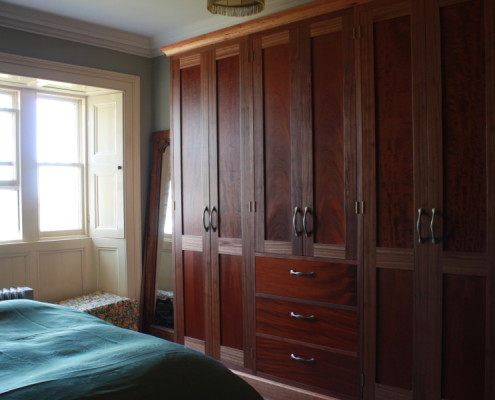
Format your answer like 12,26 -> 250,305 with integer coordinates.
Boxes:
0,236 -> 90,250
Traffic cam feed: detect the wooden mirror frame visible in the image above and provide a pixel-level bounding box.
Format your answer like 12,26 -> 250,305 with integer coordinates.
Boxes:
140,130 -> 173,340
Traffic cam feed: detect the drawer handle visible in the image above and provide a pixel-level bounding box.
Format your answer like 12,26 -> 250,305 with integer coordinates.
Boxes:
290,269 -> 316,277
290,312 -> 316,321
290,354 -> 315,364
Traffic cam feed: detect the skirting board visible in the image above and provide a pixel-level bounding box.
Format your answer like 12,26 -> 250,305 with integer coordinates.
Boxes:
234,370 -> 341,400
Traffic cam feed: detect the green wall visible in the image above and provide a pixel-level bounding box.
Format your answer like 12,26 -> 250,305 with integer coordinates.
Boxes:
0,26 -> 171,232
152,55 -> 170,132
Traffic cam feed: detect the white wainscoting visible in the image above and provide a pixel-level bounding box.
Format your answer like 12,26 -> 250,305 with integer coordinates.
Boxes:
0,238 -> 127,302
92,238 -> 127,297
0,254 -> 28,288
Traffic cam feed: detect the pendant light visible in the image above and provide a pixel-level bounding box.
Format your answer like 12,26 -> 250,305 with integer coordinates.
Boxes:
207,0 -> 265,17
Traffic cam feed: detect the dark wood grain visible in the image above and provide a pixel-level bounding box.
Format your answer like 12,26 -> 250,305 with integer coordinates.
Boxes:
374,15 -> 414,249
291,25 -> 309,257
256,336 -> 359,398
183,250 -> 205,340
375,268 -> 413,390
141,130 -> 170,333
256,296 -> 357,351
180,66 -> 203,236
341,12 -> 358,262
441,274 -> 486,400
256,257 -> 357,306
171,57 -> 185,345
484,1 -> 495,399
440,0 -> 486,253
311,30 -> 346,246
217,55 -> 242,240
263,43 -> 293,242
239,38 -> 256,370
219,254 -> 243,350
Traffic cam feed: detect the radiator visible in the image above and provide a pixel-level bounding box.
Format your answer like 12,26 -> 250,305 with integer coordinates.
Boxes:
0,287 -> 34,301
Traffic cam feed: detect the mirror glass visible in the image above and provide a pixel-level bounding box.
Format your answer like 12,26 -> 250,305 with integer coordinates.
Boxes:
153,146 -> 174,329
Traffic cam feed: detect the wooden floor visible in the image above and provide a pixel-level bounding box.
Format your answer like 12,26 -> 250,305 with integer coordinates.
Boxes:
234,370 -> 342,400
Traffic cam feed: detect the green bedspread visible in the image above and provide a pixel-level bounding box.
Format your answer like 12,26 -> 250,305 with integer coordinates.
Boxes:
0,300 -> 262,400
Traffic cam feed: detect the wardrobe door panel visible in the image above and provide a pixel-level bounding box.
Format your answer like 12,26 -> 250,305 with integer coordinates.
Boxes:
433,0 -> 492,398
212,49 -> 245,365
441,274 -> 486,400
180,65 -> 204,237
254,31 -> 294,254
263,42 -> 292,244
312,29 -> 345,247
439,0 -> 486,254
219,254 -> 243,350
361,3 -> 420,397
376,269 -> 413,390
373,12 -> 415,391
374,15 -> 414,250
216,55 -> 242,240
183,250 -> 205,341
174,56 -> 210,351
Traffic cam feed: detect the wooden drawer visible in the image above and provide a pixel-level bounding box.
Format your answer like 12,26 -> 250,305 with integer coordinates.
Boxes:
256,297 -> 358,351
256,257 -> 357,306
256,336 -> 359,398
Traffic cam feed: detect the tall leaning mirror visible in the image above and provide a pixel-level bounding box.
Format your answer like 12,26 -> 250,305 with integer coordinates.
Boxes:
141,130 -> 174,341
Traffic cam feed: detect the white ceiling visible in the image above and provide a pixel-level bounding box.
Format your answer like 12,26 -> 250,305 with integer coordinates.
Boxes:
0,0 -> 316,57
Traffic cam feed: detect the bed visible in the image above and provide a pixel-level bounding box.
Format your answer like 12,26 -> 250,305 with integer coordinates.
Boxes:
0,299 -> 263,400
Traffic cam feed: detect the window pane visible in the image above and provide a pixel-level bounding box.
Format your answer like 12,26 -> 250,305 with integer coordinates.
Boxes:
0,93 -> 13,109
0,111 -> 16,181
39,166 -> 82,232
0,189 -> 21,241
37,97 -> 79,163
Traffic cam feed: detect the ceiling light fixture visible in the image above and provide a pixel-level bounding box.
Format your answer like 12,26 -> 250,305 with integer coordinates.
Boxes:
207,0 -> 265,17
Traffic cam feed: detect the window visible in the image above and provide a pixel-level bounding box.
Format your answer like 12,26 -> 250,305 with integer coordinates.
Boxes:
0,74 -> 125,245
0,89 -> 85,242
0,89 -> 20,241
37,96 -> 84,234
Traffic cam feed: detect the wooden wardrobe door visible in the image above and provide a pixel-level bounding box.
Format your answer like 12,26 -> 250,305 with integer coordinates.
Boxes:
426,0 -> 494,398
172,55 -> 210,352
361,1 -> 427,398
208,45 -> 245,365
302,12 -> 357,261
254,29 -> 301,257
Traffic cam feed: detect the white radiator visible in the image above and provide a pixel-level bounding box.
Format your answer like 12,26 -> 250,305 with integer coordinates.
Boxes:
0,287 -> 34,301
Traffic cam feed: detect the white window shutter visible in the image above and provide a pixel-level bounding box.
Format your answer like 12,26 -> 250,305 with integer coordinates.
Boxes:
87,93 -> 124,239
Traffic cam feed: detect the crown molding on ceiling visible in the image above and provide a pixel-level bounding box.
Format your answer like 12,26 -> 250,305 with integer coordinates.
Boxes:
0,2 -> 154,58
0,0 -> 318,58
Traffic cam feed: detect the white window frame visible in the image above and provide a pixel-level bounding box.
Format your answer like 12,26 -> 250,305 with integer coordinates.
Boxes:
36,93 -> 86,238
0,88 -> 88,241
0,52 -> 142,299
0,88 -> 21,241
0,88 -> 20,187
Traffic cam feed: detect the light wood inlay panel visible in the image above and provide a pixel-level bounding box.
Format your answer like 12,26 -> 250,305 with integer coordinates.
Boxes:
261,31 -> 290,49
216,44 -> 240,60
310,18 -> 343,38
181,235 -> 203,252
